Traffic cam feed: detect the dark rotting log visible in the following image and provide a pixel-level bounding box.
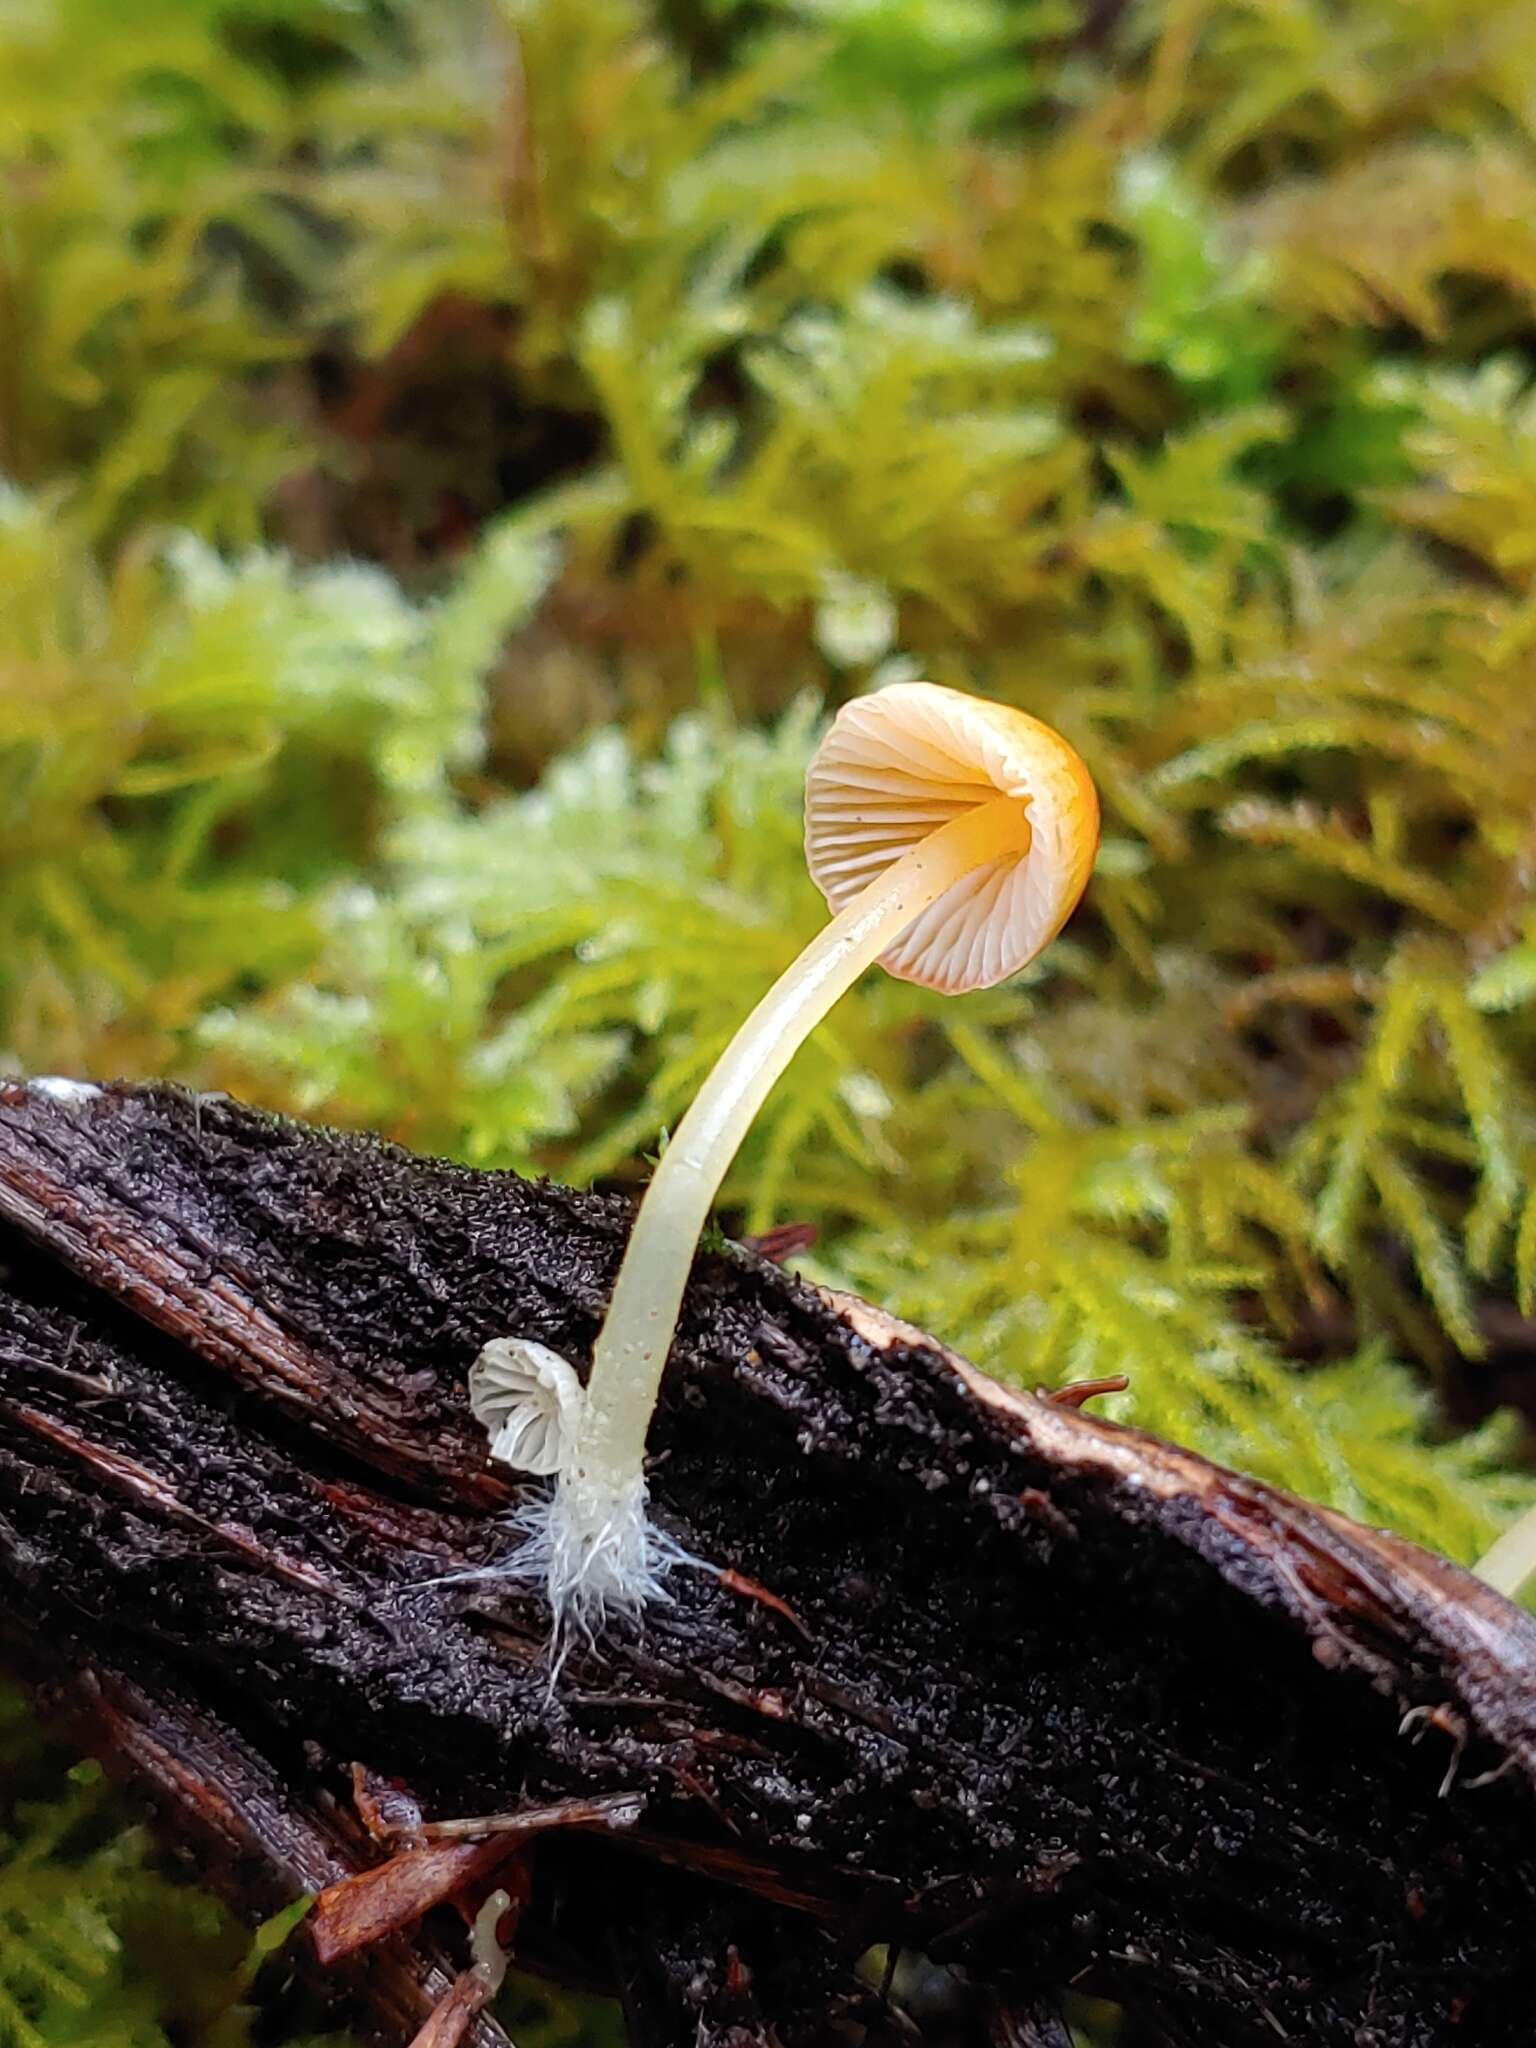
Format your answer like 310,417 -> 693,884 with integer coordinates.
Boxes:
1,1079 -> 1534,2047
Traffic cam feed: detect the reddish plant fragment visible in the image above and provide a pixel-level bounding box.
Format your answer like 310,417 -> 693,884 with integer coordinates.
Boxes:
1043,1374 -> 1130,1409
404,1964 -> 500,2048
312,1837 -> 520,1966
352,1763 -> 426,1848
714,1565 -> 812,1639
741,1222 -> 819,1264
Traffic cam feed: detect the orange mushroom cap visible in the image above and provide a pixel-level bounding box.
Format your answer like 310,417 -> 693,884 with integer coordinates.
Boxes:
804,681 -> 1100,994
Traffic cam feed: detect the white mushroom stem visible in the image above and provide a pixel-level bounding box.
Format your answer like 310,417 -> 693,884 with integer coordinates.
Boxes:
544,792 -> 1031,1628
469,1887 -> 513,1995
1475,1508 -> 1536,1604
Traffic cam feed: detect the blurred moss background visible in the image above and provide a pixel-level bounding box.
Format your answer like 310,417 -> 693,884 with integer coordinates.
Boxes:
5,0 -> 1536,2041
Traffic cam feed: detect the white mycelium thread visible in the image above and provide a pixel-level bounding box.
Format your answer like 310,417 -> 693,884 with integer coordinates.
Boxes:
28,1077 -> 102,1102
466,1335 -> 692,1642
496,1468 -> 691,1643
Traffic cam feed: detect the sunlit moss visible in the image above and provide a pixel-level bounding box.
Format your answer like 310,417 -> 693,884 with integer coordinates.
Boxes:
6,1 -> 1536,2043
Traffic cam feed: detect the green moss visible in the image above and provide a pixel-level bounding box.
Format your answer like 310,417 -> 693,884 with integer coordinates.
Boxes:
5,1 -> 1536,2041
0,1682 -> 336,2048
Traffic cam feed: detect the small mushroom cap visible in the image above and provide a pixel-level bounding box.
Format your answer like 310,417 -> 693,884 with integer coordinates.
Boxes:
468,1337 -> 586,1477
804,681 -> 1099,993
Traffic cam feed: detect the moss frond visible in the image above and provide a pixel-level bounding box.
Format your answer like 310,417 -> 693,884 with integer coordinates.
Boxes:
9,1 -> 1536,2036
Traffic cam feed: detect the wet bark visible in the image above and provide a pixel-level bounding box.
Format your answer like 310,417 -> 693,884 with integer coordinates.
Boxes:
1,1080 -> 1534,2047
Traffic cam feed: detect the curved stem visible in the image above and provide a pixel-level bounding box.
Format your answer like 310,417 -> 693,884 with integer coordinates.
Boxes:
566,793 -> 1030,1518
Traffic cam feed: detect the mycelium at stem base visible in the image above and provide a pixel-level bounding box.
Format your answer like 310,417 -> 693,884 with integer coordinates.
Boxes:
500,792 -> 1035,1638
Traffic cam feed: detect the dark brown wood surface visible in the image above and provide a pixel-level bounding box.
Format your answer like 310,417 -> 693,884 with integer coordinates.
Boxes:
1,1080 -> 1534,2046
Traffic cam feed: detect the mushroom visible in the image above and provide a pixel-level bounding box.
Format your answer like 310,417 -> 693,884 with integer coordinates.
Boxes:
468,1339 -> 585,1477
477,682 -> 1100,1638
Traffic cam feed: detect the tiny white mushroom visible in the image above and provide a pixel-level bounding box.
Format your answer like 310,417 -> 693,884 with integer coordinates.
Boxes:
490,682 -> 1099,1643
468,1337 -> 585,1478
469,1886 -> 513,1994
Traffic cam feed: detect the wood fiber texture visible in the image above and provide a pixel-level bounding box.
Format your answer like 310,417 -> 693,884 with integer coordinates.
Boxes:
1,1081 -> 1534,2046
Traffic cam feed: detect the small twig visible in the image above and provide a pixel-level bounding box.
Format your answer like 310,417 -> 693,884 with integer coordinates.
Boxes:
312,1838 -> 523,1966
740,1222 -> 819,1265
417,1793 -> 645,1843
713,1565 -> 812,1639
1042,1374 -> 1130,1409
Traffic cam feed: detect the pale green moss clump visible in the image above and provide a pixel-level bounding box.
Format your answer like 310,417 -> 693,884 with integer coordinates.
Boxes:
7,0 -> 1536,2041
